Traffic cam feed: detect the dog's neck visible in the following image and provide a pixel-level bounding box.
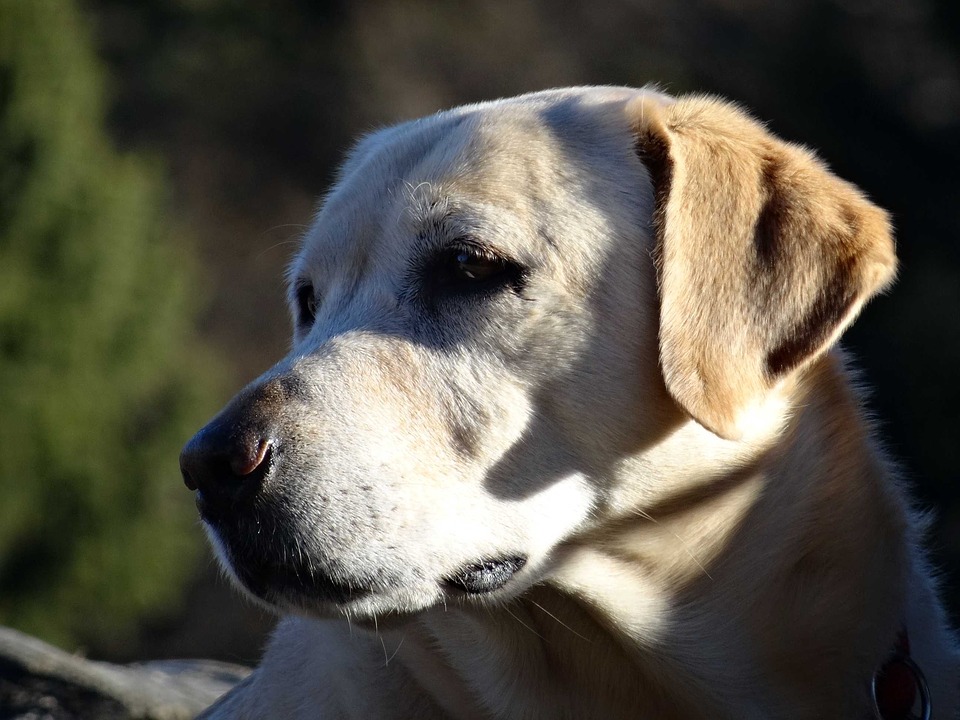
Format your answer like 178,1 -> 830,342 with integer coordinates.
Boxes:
392,352 -> 910,720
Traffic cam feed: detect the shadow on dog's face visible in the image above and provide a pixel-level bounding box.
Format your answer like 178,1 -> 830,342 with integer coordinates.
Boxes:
180,89 -> 670,622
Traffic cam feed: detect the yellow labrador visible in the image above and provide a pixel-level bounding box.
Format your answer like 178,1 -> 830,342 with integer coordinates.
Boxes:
182,87 -> 959,719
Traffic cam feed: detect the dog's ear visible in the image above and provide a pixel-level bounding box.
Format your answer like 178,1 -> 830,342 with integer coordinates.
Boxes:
629,95 -> 896,440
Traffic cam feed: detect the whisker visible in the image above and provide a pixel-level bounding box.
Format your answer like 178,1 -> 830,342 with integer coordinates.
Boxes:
255,236 -> 306,261
502,605 -> 544,641
379,634 -> 389,666
384,634 -> 405,666
261,223 -> 309,235
630,507 -> 713,580
527,599 -> 591,643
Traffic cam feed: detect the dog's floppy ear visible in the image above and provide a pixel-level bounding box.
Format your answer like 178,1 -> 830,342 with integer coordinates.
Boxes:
630,95 -> 896,440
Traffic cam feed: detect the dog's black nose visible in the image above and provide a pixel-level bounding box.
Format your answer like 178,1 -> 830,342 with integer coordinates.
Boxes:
180,420 -> 273,506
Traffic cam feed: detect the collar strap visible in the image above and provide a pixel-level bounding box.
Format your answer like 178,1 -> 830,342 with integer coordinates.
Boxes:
871,629 -> 931,720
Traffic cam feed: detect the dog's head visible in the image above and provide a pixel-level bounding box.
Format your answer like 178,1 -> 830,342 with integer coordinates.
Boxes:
180,87 -> 895,622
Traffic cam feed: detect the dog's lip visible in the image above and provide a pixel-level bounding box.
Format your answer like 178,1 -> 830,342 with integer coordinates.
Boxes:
204,518 -> 379,606
194,488 -> 222,522
442,555 -> 527,595
227,546 -> 377,606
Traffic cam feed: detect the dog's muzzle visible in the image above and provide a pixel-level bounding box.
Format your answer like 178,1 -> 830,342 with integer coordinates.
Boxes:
179,375 -> 386,608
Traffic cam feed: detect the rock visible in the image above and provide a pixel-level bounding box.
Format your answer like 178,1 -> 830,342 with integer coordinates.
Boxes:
0,627 -> 250,720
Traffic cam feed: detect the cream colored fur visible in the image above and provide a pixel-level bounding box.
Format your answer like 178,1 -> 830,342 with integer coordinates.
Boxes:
194,87 -> 959,719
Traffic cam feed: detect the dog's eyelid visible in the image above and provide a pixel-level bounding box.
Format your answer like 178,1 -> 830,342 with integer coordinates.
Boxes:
439,237 -> 528,276
448,236 -> 500,256
450,237 -> 525,266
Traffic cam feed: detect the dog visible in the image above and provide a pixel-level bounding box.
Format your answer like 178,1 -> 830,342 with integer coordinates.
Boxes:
181,86 -> 959,719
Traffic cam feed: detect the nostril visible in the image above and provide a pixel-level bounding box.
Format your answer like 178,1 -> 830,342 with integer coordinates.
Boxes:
231,437 -> 272,477
179,424 -> 274,507
223,437 -> 274,503
182,466 -> 198,491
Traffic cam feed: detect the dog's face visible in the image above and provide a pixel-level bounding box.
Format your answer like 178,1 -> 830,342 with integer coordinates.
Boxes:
180,87 -> 895,622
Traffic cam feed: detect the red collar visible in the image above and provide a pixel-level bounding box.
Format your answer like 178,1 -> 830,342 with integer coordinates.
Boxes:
871,629 -> 930,720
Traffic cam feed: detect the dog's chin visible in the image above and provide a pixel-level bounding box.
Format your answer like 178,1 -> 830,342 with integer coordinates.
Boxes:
205,527 -> 381,610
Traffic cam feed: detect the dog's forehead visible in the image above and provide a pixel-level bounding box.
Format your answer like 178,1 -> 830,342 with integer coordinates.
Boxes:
293,107 -> 548,275
291,87 -> 648,280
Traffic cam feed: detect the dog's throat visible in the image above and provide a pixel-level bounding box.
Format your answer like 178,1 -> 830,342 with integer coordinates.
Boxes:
443,555 -> 527,594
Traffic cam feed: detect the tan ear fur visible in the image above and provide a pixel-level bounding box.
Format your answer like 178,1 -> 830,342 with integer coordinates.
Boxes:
630,95 -> 897,440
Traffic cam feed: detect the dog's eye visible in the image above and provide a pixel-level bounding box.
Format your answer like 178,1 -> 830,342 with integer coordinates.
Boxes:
430,244 -> 526,297
451,249 -> 504,282
296,283 -> 318,326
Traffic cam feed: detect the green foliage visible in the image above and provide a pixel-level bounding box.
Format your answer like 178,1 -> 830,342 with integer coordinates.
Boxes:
0,0 -> 219,652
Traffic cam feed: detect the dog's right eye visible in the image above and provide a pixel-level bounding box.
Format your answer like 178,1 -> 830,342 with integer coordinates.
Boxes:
296,283 -> 318,327
425,242 -> 527,300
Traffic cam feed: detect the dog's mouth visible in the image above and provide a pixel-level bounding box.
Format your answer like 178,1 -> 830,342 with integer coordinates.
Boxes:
442,555 -> 527,594
201,483 -> 530,614
228,541 -> 528,607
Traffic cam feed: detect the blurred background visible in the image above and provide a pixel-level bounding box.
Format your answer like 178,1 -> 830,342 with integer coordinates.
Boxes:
1,0 -> 958,667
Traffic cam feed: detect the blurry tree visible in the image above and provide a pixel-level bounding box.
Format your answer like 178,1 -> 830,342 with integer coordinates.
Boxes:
0,0 -> 219,654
